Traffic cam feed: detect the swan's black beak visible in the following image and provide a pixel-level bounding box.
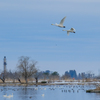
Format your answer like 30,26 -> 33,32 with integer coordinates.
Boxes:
63,26 -> 65,28
73,32 -> 75,33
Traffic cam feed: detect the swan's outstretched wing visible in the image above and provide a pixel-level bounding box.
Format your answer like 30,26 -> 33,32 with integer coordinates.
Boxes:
67,31 -> 70,36
60,16 -> 66,25
71,28 -> 75,30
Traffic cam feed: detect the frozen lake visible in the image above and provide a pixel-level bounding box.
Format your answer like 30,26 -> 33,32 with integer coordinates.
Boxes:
0,85 -> 100,100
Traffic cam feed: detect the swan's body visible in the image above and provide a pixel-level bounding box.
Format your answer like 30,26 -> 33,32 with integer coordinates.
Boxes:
3,94 -> 7,97
42,94 -> 45,97
51,16 -> 66,28
3,93 -> 13,98
8,93 -> 13,98
63,28 -> 75,36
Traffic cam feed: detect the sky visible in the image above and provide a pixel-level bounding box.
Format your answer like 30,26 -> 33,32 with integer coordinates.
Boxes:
0,0 -> 100,76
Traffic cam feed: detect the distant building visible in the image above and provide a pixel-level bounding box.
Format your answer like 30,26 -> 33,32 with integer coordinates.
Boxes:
69,70 -> 77,79
65,71 -> 70,76
81,72 -> 86,79
77,72 -> 95,79
3,56 -> 7,77
78,73 -> 81,79
65,70 -> 77,79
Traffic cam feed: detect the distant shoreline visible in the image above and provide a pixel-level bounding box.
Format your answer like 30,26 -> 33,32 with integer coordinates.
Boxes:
0,81 -> 99,86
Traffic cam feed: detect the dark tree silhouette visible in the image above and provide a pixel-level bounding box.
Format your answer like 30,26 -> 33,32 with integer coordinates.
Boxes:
17,56 -> 37,84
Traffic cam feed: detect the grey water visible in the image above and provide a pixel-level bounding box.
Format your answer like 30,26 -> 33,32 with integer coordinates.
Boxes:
0,85 -> 100,100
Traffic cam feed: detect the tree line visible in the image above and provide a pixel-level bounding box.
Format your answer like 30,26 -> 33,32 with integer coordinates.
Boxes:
0,56 -> 60,84
0,56 -> 96,84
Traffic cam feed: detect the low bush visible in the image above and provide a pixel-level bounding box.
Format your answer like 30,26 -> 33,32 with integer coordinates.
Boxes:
41,81 -> 47,83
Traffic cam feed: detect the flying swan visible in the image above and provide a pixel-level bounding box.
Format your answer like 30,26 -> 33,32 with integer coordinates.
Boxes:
63,28 -> 75,36
51,16 -> 66,28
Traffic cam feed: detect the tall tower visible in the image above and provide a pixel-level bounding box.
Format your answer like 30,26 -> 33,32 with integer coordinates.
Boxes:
4,56 -> 7,77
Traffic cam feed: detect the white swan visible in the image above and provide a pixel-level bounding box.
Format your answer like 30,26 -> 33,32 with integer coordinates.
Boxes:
63,28 -> 75,36
51,16 -> 66,28
3,94 -> 7,97
5,93 -> 13,98
8,93 -> 13,98
42,94 -> 44,97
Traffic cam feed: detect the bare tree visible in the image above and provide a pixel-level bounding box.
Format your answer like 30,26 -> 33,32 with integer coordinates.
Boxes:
17,56 -> 37,84
11,71 -> 22,83
86,71 -> 94,78
34,72 -> 42,84
0,73 -> 5,83
61,74 -> 70,80
0,70 -> 6,83
43,72 -> 50,80
50,71 -> 60,81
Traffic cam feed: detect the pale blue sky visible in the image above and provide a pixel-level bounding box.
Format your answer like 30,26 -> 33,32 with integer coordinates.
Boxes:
0,0 -> 100,75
